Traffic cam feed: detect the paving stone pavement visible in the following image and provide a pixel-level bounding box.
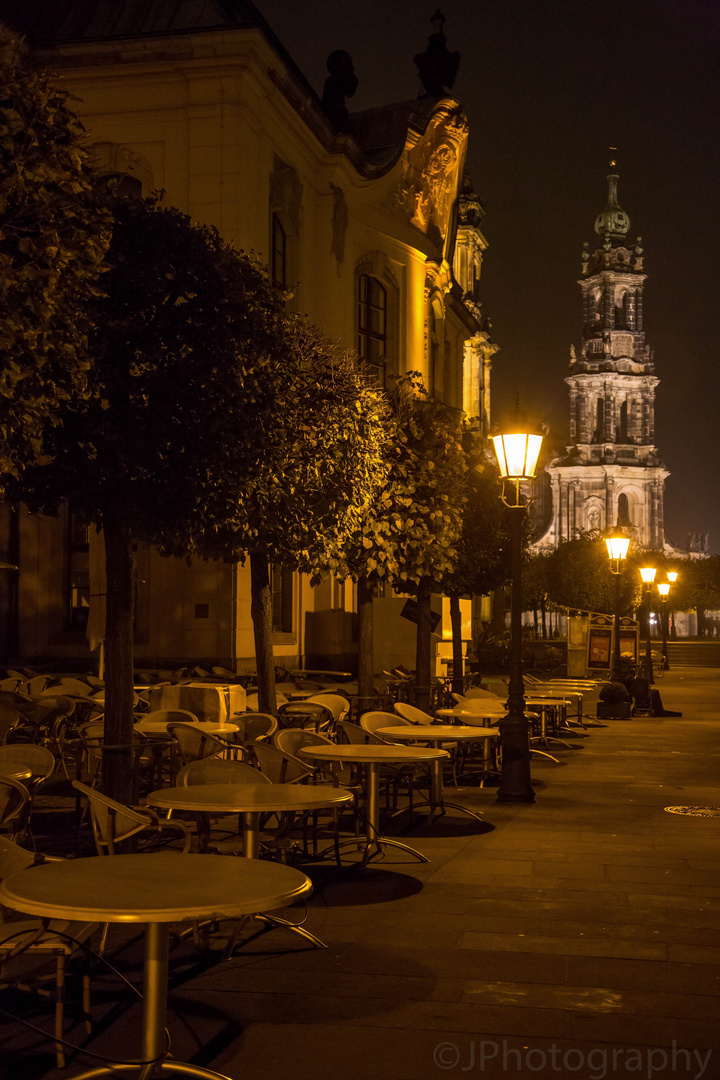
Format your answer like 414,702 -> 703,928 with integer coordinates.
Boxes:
2,667 -> 720,1080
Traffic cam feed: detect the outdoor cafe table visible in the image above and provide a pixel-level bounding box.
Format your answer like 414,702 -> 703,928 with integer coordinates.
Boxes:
0,852 -> 311,1080
298,743 -> 449,867
377,725 -> 496,803
137,720 -> 239,736
147,782 -> 352,860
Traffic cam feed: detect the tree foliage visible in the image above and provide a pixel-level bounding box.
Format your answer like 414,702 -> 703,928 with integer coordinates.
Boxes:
544,531 -> 637,617
0,38 -> 110,475
339,374 -> 467,592
4,194 -> 388,796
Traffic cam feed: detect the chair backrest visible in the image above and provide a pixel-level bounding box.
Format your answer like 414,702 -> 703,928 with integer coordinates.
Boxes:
465,686 -> 501,699
277,700 -> 333,732
337,719 -> 384,745
134,709 -> 198,731
26,675 -> 50,698
0,744 -> 55,787
274,728 -> 333,757
252,741 -> 313,784
58,678 -> 93,697
166,722 -> 225,764
176,758 -> 269,786
72,779 -> 154,854
0,706 -> 22,744
393,702 -> 434,725
233,713 -> 278,746
303,694 -> 350,725
0,834 -> 36,879
361,711 -> 410,739
0,778 -> 30,842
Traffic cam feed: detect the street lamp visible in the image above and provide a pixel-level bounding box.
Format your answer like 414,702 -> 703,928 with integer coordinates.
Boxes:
657,581 -> 671,670
492,427 -> 543,803
605,524 -> 630,681
639,565 -> 657,684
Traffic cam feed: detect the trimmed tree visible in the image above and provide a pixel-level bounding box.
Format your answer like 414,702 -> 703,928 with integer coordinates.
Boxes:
433,442 -> 509,695
339,375 -> 468,715
0,38 -> 110,475
192,324 -> 390,716
3,195 -> 351,802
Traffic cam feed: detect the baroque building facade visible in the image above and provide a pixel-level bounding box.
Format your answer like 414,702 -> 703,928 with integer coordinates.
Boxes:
536,166 -> 669,552
0,1 -> 495,672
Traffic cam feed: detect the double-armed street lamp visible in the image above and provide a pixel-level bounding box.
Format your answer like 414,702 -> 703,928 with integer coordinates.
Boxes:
605,524 -> 630,682
492,426 -> 543,803
639,564 -> 657,684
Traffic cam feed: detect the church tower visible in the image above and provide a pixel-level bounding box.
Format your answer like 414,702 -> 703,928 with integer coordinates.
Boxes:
540,164 -> 668,549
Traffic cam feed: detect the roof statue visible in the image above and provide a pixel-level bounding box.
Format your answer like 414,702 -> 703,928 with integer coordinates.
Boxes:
413,9 -> 460,97
321,49 -> 358,132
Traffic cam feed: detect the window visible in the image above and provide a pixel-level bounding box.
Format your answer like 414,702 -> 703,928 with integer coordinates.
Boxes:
429,307 -> 441,397
271,564 -> 294,635
617,493 -> 631,527
66,513 -> 90,631
271,213 -> 287,291
358,274 -> 387,384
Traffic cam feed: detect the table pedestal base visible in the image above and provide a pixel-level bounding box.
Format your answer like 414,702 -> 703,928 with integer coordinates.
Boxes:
70,923 -> 233,1080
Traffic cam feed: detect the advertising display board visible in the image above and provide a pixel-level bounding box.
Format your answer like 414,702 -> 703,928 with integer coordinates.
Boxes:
587,614 -> 613,673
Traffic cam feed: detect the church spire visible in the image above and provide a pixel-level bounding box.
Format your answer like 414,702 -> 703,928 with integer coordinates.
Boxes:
594,157 -> 630,240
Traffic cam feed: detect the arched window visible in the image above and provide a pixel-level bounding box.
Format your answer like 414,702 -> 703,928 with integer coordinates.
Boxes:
617,493 -> 631,527
358,274 -> 387,385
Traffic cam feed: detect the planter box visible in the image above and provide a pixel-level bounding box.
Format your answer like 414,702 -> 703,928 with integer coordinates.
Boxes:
597,702 -> 632,719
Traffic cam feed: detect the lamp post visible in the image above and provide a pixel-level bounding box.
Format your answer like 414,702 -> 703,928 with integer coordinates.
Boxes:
639,565 -> 657,684
657,581 -> 671,670
492,428 -> 543,804
666,570 -> 678,644
605,524 -> 630,682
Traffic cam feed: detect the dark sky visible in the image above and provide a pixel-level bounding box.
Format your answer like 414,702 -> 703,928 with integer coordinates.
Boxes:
254,0 -> 720,553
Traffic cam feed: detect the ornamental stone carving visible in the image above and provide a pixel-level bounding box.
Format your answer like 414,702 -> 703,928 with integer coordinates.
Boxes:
390,105 -> 468,252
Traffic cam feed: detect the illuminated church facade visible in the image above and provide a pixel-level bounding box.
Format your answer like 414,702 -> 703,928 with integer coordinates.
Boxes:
535,167 -> 670,552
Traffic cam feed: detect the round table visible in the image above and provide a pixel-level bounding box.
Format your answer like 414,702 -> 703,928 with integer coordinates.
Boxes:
377,725 -> 496,808
525,697 -> 574,754
0,853 -> 311,1079
147,782 -> 352,859
298,743 -> 449,867
147,783 -> 352,947
137,721 -> 239,736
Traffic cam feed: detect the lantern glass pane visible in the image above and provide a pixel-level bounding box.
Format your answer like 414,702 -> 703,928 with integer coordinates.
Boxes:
605,534 -> 630,561
493,433 -> 543,479
640,567 -> 657,583
657,582 -> 670,596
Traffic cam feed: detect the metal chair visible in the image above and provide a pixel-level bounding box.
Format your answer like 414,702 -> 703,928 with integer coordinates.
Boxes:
0,837 -> 97,1069
0,778 -> 31,844
72,780 -> 191,856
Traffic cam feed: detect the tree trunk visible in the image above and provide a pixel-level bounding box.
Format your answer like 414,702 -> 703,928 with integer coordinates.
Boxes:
356,576 -> 375,719
101,515 -> 136,804
540,597 -> 547,640
449,591 -> 464,697
415,586 -> 432,714
250,553 -> 277,715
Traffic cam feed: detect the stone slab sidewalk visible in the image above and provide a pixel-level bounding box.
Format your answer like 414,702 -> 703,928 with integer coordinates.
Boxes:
3,667 -> 720,1080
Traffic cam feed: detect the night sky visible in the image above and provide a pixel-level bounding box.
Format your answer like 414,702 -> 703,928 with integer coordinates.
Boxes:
255,0 -> 719,553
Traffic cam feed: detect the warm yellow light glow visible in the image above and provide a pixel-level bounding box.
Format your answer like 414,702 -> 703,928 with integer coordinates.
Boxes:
605,529 -> 630,563
657,582 -> 670,597
667,571 -> 678,582
639,566 -> 657,584
492,432 -> 543,480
